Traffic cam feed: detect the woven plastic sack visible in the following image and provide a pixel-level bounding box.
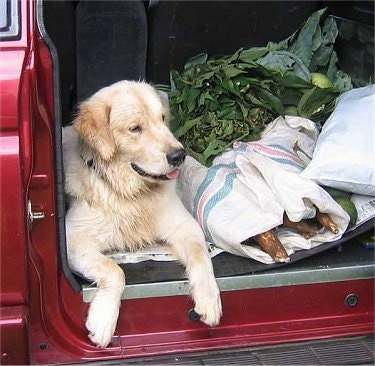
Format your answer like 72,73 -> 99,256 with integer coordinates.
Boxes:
178,116 -> 350,264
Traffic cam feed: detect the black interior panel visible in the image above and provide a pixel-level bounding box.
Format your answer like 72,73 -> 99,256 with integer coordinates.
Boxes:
146,1 -> 320,84
76,0 -> 148,102
42,1 -> 76,125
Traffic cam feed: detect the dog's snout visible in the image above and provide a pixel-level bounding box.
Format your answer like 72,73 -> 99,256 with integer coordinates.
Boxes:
166,148 -> 186,166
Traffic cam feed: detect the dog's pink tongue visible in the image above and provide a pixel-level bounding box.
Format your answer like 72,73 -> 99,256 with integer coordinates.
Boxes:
166,169 -> 180,180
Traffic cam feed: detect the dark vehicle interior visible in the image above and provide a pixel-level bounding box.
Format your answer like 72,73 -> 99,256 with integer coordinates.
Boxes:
41,1 -> 374,291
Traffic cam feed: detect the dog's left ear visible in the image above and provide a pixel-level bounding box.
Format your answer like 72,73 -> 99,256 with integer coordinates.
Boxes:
73,98 -> 116,161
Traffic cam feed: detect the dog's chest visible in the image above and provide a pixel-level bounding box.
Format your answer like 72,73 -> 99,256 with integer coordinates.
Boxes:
101,195 -> 162,251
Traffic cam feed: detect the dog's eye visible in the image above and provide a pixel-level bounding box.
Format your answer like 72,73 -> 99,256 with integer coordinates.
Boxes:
129,125 -> 142,133
162,114 -> 165,122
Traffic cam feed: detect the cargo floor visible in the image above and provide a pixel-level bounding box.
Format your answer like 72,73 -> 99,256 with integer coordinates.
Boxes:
120,224 -> 374,285
81,223 -> 374,302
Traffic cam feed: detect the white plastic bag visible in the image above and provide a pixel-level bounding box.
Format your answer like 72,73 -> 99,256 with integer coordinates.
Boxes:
302,85 -> 375,196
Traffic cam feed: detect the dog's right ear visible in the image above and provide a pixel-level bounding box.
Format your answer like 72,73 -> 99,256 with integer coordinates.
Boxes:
73,98 -> 116,161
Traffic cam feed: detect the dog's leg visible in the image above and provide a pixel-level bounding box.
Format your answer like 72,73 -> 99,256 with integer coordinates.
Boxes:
170,224 -> 222,326
160,210 -> 222,326
68,246 -> 125,348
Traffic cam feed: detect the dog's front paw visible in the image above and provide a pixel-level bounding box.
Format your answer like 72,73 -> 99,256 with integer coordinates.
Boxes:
86,298 -> 120,348
193,282 -> 222,327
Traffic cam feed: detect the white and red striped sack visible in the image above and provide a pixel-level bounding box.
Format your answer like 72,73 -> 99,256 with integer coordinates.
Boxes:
177,116 -> 350,264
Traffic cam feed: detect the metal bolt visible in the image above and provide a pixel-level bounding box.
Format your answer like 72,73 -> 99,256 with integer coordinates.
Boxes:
188,309 -> 201,321
345,293 -> 359,307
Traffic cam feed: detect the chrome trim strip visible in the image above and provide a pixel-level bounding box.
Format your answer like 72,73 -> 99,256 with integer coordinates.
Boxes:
82,263 -> 374,303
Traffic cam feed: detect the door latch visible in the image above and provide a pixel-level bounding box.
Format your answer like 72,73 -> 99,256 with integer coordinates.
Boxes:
28,200 -> 45,228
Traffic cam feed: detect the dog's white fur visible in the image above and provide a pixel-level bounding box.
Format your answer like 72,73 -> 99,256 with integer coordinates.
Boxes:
63,80 -> 222,348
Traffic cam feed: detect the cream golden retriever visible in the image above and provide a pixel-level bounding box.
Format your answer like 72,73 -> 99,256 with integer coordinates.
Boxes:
62,80 -> 222,348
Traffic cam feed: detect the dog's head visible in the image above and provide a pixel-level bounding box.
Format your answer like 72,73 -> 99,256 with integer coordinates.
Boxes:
73,81 -> 185,184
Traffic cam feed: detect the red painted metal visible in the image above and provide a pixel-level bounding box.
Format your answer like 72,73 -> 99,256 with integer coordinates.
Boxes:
0,134 -> 28,306
0,2 -> 35,365
0,306 -> 29,365
0,1 -> 374,364
29,278 -> 374,364
0,0 -> 31,313
0,3 -> 29,310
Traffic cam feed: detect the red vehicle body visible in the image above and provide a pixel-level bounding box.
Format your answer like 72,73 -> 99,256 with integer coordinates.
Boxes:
0,1 -> 374,364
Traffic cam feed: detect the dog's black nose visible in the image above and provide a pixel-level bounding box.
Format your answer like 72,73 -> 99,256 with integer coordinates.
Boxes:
166,148 -> 186,166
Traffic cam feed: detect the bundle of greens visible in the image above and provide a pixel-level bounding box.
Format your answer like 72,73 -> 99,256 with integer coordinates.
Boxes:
162,8 -> 352,166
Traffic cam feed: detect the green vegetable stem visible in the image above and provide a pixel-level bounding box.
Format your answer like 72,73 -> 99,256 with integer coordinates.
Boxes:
160,8 -> 352,166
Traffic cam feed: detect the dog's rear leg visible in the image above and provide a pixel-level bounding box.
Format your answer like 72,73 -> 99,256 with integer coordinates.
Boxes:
166,218 -> 222,327
68,248 -> 125,348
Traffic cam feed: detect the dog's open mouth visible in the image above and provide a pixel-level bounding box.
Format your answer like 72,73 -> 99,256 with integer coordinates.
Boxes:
131,163 -> 180,180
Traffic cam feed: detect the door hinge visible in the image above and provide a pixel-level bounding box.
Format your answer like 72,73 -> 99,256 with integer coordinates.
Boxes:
27,200 -> 45,228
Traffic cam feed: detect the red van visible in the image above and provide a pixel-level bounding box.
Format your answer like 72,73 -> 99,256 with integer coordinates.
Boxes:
0,1 -> 374,364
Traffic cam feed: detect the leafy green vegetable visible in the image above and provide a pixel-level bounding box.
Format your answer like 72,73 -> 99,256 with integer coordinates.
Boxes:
311,73 -> 334,88
161,8 -> 352,166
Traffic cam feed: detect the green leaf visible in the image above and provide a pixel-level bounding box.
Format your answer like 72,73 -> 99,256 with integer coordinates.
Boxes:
256,88 -> 285,116
184,53 -> 208,71
222,65 -> 247,78
274,72 -> 312,88
256,51 -> 294,74
169,70 -> 179,91
309,17 -> 338,71
218,107 -> 241,120
246,92 -> 266,108
311,25 -> 322,52
239,102 -> 249,119
207,98 -> 220,111
288,8 -> 327,66
297,86 -> 338,119
284,52 -> 312,81
188,71 -> 214,88
266,40 -> 288,52
221,78 -> 241,96
309,45 -> 334,71
174,116 -> 202,138
198,90 -> 215,106
203,139 -> 229,165
284,105 -> 299,116
279,88 -> 304,105
184,145 -> 205,165
218,48 -> 242,64
238,47 -> 269,62
320,17 -> 338,45
326,50 -> 338,81
186,88 -> 201,112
